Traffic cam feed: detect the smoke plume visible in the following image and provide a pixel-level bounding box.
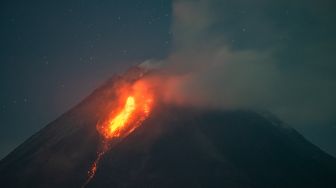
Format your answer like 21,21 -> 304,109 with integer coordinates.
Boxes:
141,0 -> 336,126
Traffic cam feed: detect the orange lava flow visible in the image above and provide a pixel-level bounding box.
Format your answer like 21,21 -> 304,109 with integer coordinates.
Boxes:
105,96 -> 136,138
97,81 -> 154,140
83,80 -> 154,187
82,144 -> 108,188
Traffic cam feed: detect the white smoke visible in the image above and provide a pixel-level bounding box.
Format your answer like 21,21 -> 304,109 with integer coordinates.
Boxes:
145,0 -> 336,126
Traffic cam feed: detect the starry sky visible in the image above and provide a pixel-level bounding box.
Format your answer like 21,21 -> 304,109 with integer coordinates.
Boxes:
0,0 -> 172,159
1,0 -> 336,159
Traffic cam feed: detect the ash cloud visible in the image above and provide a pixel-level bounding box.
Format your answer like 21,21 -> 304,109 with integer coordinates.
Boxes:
145,0 -> 336,126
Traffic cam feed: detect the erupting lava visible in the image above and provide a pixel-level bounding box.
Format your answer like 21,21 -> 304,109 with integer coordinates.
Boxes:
99,96 -> 136,138
83,79 -> 154,187
107,96 -> 136,136
97,80 -> 154,140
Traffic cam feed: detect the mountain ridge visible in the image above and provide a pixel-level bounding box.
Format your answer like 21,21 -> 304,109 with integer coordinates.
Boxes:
1,68 -> 335,187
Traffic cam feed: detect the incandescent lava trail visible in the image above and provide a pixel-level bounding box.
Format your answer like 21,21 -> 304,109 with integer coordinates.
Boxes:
82,79 -> 154,187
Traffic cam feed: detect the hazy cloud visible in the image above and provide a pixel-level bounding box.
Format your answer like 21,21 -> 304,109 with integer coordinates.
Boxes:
152,0 -> 336,126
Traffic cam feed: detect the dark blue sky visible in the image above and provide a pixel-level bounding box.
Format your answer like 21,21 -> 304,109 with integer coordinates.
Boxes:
0,0 -> 172,158
1,0 -> 336,159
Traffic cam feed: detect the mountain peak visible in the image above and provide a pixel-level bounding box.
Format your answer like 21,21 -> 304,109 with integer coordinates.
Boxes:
1,71 -> 335,188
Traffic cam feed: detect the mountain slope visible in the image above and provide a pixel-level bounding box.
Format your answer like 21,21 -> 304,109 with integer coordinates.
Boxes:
88,106 -> 336,188
1,69 -> 335,188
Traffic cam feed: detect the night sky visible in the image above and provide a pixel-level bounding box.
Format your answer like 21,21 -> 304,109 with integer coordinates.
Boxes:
1,0 -> 336,159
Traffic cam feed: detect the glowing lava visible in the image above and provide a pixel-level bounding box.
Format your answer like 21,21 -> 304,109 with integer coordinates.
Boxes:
83,80 -> 154,187
103,96 -> 136,138
82,143 -> 108,188
97,83 -> 153,140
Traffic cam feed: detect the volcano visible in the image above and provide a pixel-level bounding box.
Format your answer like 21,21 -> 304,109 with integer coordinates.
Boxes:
0,67 -> 335,188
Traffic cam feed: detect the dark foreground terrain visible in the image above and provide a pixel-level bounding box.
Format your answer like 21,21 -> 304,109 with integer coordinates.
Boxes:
1,69 -> 335,188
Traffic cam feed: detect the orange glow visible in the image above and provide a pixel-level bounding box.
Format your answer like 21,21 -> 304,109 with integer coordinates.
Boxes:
97,80 -> 154,140
83,79 -> 154,187
106,96 -> 136,137
82,149 -> 105,188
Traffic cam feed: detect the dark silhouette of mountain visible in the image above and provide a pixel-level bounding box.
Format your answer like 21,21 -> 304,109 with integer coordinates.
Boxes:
1,68 -> 335,188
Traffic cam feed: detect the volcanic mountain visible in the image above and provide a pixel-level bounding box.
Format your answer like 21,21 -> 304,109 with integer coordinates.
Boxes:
0,67 -> 335,188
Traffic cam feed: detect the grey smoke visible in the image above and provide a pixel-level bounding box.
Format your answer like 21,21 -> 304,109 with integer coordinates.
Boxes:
146,0 -> 336,126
